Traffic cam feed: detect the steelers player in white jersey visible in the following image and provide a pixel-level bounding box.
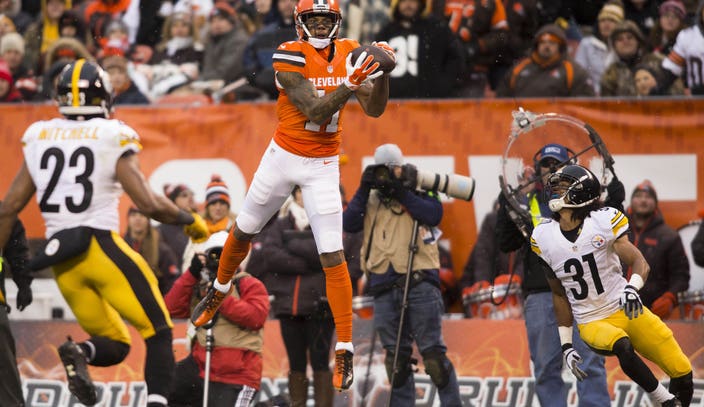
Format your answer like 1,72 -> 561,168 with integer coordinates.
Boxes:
530,165 -> 693,407
0,59 -> 209,407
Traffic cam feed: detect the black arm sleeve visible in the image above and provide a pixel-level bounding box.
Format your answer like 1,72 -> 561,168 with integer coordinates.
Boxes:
6,219 -> 31,289
495,200 -> 529,252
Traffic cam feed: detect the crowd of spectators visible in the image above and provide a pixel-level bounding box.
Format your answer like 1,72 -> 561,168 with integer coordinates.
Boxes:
1,0 -> 702,103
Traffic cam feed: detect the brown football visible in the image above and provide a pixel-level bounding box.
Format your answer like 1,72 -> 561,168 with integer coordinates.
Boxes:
349,45 -> 396,74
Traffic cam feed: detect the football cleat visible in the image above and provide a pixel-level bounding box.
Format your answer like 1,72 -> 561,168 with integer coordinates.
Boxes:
332,349 -> 354,391
191,285 -> 233,327
58,337 -> 98,406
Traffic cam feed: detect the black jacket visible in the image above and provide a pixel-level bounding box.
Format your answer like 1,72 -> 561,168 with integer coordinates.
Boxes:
375,15 -> 465,98
627,209 -> 690,307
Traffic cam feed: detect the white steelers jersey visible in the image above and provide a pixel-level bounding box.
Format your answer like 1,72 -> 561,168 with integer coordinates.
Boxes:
530,207 -> 630,324
21,118 -> 142,238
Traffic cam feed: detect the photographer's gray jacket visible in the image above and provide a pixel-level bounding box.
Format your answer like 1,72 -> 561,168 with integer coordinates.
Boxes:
361,191 -> 440,275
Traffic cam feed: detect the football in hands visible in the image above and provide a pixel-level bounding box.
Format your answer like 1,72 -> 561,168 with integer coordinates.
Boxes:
349,45 -> 396,74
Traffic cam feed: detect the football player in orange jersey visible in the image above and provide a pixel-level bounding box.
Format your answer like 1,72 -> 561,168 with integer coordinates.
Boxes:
191,0 -> 396,392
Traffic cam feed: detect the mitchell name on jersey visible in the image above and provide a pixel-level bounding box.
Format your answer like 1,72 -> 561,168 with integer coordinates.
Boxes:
531,207 -> 630,324
22,117 -> 142,238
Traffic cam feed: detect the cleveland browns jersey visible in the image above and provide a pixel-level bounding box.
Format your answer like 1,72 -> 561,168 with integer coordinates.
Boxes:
271,38 -> 360,158
662,25 -> 704,92
21,118 -> 142,238
530,207 -> 630,324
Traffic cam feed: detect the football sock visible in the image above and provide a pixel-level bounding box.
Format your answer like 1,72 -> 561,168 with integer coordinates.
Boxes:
323,261 -> 353,342
217,231 -> 250,286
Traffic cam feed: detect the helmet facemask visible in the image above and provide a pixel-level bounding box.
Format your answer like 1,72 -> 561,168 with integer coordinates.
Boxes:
295,1 -> 341,49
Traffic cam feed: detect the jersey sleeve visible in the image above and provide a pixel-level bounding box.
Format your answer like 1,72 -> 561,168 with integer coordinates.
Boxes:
593,207 -> 629,240
272,41 -> 306,74
662,30 -> 686,75
116,122 -> 142,156
530,225 -> 549,265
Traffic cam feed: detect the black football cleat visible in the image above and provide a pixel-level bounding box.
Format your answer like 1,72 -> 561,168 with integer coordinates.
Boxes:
59,337 -> 98,406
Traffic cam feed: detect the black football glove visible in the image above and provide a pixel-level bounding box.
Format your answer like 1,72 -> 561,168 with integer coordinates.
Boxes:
606,179 -> 625,207
361,165 -> 377,192
620,285 -> 643,319
16,284 -> 32,311
400,163 -> 418,190
189,254 -> 205,280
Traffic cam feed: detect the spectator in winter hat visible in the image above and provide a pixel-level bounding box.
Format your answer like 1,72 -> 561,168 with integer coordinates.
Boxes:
1,32 -> 37,100
180,174 -> 237,273
626,180 -> 690,320
649,0 -> 687,57
204,174 -> 236,233
575,1 -> 624,94
497,24 -> 595,97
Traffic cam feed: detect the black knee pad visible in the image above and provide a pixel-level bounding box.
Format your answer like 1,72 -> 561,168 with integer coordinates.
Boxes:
670,371 -> 693,406
612,337 -> 634,358
384,352 -> 414,388
422,350 -> 451,389
87,336 -> 130,367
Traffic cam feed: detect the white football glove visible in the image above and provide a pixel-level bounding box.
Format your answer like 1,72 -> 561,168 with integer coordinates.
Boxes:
620,284 -> 643,320
562,345 -> 587,381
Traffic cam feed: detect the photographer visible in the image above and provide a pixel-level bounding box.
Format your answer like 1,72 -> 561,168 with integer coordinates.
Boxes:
246,186 -> 336,407
164,231 -> 270,407
342,144 -> 461,406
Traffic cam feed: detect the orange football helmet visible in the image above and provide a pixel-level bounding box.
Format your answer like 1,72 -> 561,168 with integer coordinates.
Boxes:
294,0 -> 342,46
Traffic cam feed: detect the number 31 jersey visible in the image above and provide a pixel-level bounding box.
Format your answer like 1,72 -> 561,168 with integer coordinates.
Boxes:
531,207 -> 630,324
21,117 -> 142,238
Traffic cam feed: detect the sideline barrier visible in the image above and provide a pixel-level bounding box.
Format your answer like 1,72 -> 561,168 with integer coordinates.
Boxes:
12,319 -> 704,406
1,99 -> 703,287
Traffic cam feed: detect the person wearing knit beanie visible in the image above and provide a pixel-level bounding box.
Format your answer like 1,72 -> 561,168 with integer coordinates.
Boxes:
598,2 -> 625,23
659,0 -> 686,22
205,175 -> 231,207
203,174 -> 234,234
631,179 -> 658,204
0,32 -> 25,55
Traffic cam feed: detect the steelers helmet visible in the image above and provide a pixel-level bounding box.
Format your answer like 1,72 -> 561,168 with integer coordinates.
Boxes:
547,165 -> 602,212
55,59 -> 113,118
294,0 -> 342,48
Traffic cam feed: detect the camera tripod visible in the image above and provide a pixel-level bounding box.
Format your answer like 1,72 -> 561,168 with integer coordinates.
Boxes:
386,219 -> 420,407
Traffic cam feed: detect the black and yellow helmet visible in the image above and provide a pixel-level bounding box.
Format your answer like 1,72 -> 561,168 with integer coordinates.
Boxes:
55,59 -> 113,118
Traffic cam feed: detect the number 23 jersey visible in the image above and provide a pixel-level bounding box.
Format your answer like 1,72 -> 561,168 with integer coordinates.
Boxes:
22,117 -> 142,238
531,207 -> 631,324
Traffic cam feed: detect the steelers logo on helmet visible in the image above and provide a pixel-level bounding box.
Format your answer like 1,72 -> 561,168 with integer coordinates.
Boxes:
547,165 -> 602,212
294,0 -> 342,49
56,59 -> 114,119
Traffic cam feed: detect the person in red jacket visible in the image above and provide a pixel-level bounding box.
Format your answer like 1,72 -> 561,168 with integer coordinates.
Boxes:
165,231 -> 270,406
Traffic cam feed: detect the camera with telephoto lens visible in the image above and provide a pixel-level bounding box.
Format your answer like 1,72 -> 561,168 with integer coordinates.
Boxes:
373,163 -> 476,201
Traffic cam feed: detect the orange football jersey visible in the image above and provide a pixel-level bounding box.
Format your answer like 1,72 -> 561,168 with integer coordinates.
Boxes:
272,38 -> 360,158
